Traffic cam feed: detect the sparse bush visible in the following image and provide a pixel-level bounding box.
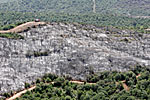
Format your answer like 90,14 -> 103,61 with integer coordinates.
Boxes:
36,78 -> 41,84
3,93 -> 11,98
0,33 -> 24,39
25,82 -> 31,89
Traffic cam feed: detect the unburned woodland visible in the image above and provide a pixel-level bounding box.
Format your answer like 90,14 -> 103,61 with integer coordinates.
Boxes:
3,66 -> 150,100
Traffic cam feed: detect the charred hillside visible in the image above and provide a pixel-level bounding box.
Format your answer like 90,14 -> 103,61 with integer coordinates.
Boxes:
0,22 -> 150,94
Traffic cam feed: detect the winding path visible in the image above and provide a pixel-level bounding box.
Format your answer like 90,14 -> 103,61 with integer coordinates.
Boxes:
6,81 -> 95,100
6,86 -> 36,100
6,74 -> 141,100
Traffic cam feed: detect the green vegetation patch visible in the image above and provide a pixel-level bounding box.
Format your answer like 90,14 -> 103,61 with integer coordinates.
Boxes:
0,0 -> 150,16
0,33 -> 24,39
0,22 -> 25,30
0,12 -> 150,33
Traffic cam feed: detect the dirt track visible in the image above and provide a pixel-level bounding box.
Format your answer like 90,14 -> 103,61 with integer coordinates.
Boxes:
6,74 -> 141,100
0,22 -> 46,34
6,86 -> 36,100
6,81 -> 96,100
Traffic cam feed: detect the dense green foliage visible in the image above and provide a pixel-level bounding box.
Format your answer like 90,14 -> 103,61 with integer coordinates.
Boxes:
0,0 -> 150,34
0,0 -> 150,16
0,33 -> 24,39
0,12 -> 150,33
4,66 -> 149,100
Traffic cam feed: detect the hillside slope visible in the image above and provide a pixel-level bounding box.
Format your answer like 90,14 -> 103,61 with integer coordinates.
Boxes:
0,22 -> 150,94
4,67 -> 150,100
0,0 -> 93,13
0,0 -> 150,16
96,0 -> 150,16
1,12 -> 150,33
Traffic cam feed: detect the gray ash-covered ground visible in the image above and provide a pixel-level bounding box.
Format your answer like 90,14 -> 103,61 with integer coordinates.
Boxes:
0,22 -> 150,94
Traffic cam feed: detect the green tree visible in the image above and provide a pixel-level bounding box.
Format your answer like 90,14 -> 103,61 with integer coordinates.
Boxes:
92,92 -> 106,100
54,77 -> 65,86
25,82 -> 31,89
65,96 -> 71,100
36,78 -> 41,84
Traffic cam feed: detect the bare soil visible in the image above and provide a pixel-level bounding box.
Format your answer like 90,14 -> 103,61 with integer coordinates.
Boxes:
6,86 -> 36,100
0,22 -> 46,34
136,74 -> 141,79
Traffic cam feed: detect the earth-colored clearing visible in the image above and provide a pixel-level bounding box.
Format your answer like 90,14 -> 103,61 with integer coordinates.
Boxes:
0,22 -> 46,34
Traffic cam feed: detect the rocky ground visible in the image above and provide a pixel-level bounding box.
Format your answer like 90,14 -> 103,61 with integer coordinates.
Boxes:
0,22 -> 150,94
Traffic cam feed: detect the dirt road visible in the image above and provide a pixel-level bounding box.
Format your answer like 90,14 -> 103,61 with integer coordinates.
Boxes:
0,22 -> 46,34
6,74 -> 142,100
6,81 -> 96,100
6,86 -> 36,100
